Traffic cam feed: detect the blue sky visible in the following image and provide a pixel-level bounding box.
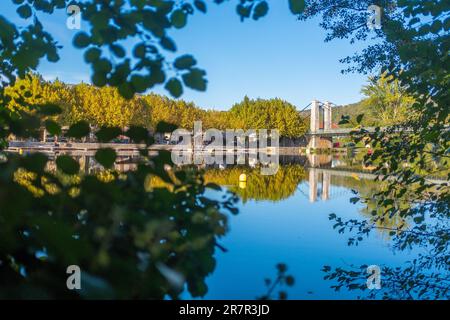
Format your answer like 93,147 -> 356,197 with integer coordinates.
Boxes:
3,1 -> 376,110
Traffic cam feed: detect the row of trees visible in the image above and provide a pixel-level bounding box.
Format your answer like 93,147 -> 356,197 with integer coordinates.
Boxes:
6,72 -> 414,137
5,74 -> 307,137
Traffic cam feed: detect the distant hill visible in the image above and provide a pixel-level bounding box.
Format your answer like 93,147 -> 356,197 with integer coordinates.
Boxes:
332,100 -> 379,127
300,99 -> 378,128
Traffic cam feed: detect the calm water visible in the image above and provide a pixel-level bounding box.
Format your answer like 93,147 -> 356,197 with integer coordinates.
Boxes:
176,154 -> 423,299
41,151 -> 436,299
190,183 -> 413,299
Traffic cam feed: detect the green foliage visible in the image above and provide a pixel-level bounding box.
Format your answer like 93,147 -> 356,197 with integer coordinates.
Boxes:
1,146 -> 238,298
361,72 -> 416,126
229,97 -> 308,137
44,119 -> 61,136
0,0 -> 300,299
56,155 -> 80,175
165,78 -> 183,98
95,127 -> 122,143
258,263 -> 295,300
66,121 -> 90,139
288,0 -> 305,15
302,0 -> 450,299
1,0 -> 447,300
95,148 -> 117,169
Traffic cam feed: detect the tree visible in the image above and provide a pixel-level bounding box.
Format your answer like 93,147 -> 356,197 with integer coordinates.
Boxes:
300,0 -> 449,299
0,0 -> 307,299
229,97 -> 307,137
361,72 -> 415,126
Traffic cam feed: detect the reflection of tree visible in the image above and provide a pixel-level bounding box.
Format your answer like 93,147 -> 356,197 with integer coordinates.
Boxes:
327,175 -> 409,237
204,165 -> 306,203
325,179 -> 450,299
1,152 -> 238,299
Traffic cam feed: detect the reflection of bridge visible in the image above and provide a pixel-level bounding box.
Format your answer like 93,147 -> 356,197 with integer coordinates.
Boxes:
304,167 -> 377,203
302,153 -> 448,202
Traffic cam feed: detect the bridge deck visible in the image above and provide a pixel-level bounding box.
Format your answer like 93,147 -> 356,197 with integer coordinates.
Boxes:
306,127 -> 378,136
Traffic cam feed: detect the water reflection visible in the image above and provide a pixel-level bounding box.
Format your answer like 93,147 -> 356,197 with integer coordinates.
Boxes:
32,151 -> 448,299
47,152 -> 385,204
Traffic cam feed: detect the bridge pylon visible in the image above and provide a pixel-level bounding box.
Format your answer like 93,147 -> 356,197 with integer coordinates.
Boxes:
307,100 -> 333,151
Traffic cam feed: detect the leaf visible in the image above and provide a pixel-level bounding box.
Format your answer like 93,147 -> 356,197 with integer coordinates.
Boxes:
322,266 -> 331,272
95,148 -> 117,169
66,121 -> 90,139
17,4 -> 32,19
430,20 -> 442,34
205,183 -> 222,191
288,0 -> 305,15
236,4 -> 251,20
156,121 -> 178,133
38,103 -> 62,116
130,74 -> 149,93
165,78 -> 183,98
91,72 -> 107,87
110,44 -> 126,58
444,17 -> 450,31
253,1 -> 269,20
339,115 -> 350,125
95,127 -> 122,142
118,82 -> 135,100
125,126 -> 151,144
194,0 -> 207,13
170,10 -> 187,29
182,68 -> 207,91
356,114 -> 364,124
84,47 -> 101,63
174,55 -> 196,70
285,275 -> 295,286
350,197 -> 360,204
190,280 -> 208,297
56,155 -> 80,175
133,43 -> 147,58
160,36 -> 177,52
45,119 -> 61,136
73,32 -> 91,48
276,263 -> 287,273
413,216 -> 424,224
22,153 -> 48,174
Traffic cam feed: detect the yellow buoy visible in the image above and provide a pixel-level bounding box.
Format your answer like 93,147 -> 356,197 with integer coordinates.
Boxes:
351,173 -> 360,181
19,148 -> 23,155
239,173 -> 247,182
